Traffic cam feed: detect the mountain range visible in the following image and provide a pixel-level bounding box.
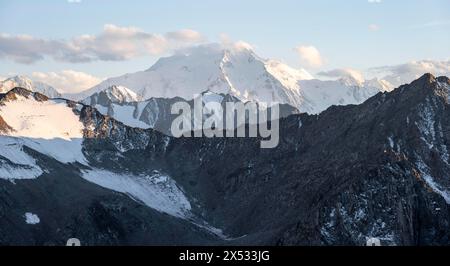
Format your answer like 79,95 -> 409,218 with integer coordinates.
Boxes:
0,44 -> 399,134
73,44 -> 393,115
0,74 -> 449,245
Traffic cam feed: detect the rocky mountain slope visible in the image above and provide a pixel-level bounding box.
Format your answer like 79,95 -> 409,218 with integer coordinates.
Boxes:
82,86 -> 299,135
0,74 -> 449,245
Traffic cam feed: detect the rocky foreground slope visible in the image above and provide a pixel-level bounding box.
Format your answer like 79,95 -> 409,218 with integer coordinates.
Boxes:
0,74 -> 449,245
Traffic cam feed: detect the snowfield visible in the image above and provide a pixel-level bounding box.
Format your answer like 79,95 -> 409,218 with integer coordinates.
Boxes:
0,96 -> 84,140
0,95 -> 87,165
81,169 -> 192,218
0,92 -> 195,222
0,137 -> 43,180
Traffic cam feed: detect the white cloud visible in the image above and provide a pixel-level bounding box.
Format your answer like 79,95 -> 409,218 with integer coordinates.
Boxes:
68,24 -> 170,62
67,0 -> 82,3
31,70 -> 102,94
0,25 -> 204,64
294,45 -> 324,68
368,24 -> 380,31
218,33 -> 254,51
369,60 -> 450,86
318,68 -> 365,83
165,29 -> 204,43
0,34 -> 66,64
368,0 -> 382,3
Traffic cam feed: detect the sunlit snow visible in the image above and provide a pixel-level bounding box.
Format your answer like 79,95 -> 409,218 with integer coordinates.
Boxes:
81,169 -> 192,218
0,95 -> 87,167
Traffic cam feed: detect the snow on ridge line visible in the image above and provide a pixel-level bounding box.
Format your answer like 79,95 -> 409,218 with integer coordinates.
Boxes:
71,44 -> 314,105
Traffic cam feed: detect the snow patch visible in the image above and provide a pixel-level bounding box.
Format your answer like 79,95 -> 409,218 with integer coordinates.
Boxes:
0,137 -> 43,180
416,158 -> 450,204
89,101 -> 151,129
163,136 -> 170,152
110,104 -> 150,129
81,169 -> 191,218
436,80 -> 450,101
24,212 -> 40,225
415,100 -> 449,165
415,98 -> 436,149
388,136 -> 395,149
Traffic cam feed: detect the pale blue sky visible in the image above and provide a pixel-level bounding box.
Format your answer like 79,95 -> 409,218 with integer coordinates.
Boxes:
0,0 -> 449,80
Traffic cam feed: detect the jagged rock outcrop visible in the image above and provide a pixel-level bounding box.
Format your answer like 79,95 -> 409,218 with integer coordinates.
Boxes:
82,88 -> 299,135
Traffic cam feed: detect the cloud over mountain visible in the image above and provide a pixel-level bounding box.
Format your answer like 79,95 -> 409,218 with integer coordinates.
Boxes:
318,68 -> 365,83
0,25 -> 204,64
370,60 -> 450,86
31,70 -> 102,93
294,45 -> 324,68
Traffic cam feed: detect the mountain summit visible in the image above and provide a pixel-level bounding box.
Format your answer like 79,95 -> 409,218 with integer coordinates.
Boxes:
0,76 -> 61,98
84,85 -> 142,106
76,44 -> 392,114
77,43 -> 312,105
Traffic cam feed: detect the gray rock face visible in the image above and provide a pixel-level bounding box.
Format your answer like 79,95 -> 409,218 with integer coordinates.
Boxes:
1,74 -> 450,245
83,88 -> 300,135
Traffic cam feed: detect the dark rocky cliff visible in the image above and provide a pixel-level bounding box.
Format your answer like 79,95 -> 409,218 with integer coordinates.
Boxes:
0,74 -> 449,245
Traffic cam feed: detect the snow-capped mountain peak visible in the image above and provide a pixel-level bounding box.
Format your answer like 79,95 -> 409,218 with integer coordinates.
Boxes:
363,78 -> 394,92
72,43 -> 396,114
339,75 -> 365,87
73,43 -> 314,106
94,85 -> 141,104
0,75 -> 61,98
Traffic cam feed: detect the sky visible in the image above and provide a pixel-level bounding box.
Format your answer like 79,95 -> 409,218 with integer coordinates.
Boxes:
0,0 -> 449,93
